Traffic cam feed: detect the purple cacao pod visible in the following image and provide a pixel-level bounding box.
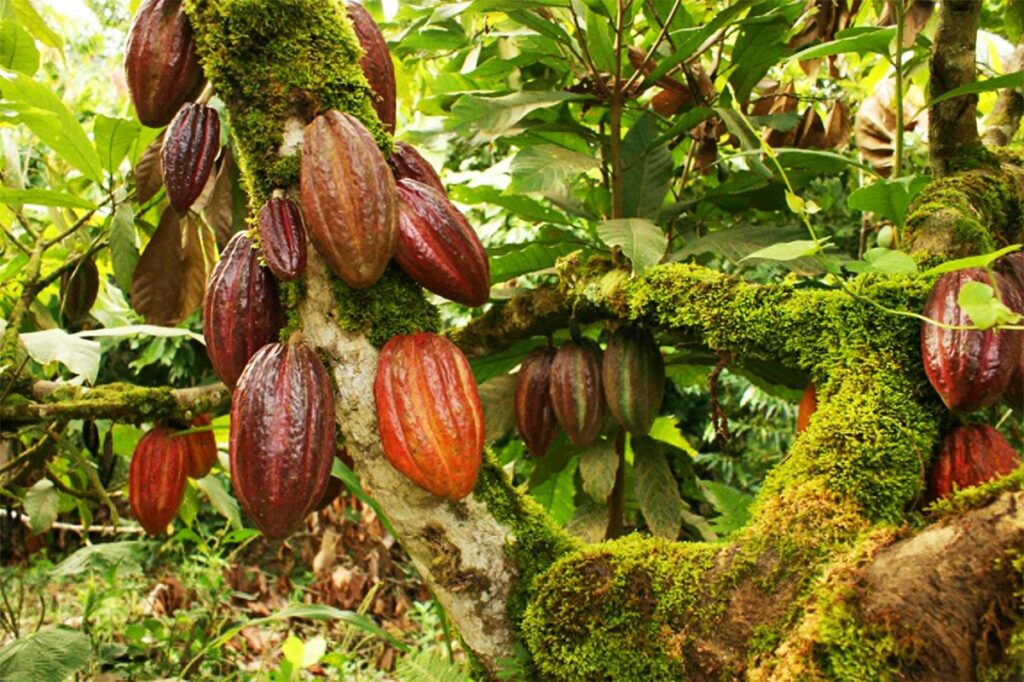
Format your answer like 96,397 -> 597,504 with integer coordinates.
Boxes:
203,232 -> 285,389
515,347 -> 559,457
230,338 -> 336,538
391,142 -> 444,194
345,1 -> 396,133
257,196 -> 307,281
161,103 -> 221,213
395,179 -> 490,307
602,326 -> 665,436
549,339 -> 605,446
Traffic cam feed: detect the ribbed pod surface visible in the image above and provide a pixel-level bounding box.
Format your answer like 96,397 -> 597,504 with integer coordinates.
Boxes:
602,326 -> 665,436
549,339 -> 605,446
515,347 -> 559,457
129,427 -> 188,535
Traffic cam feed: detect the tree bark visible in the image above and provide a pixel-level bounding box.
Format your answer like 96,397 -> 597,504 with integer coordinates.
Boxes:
982,43 -> 1024,148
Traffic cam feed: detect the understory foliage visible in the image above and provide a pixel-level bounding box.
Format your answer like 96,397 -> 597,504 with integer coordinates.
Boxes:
0,0 -> 1021,679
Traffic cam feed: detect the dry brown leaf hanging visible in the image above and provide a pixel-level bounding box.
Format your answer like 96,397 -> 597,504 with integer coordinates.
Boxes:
853,78 -> 926,176
795,106 -> 827,149
201,146 -> 238,247
823,100 -> 852,149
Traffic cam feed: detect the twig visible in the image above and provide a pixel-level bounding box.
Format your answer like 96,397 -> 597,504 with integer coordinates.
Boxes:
622,0 -> 684,94
0,508 -> 145,534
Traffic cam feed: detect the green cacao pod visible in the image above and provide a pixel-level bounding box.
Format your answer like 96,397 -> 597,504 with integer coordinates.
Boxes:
395,179 -> 490,307
601,326 -> 665,436
515,347 -> 559,457
929,424 -> 1021,500
345,1 -> 396,133
796,383 -> 817,433
124,0 -> 204,128
161,103 -> 220,213
181,415 -> 217,479
300,110 -> 398,289
129,427 -> 188,535
230,338 -> 336,538
257,196 -> 307,281
375,332 -> 483,500
390,142 -> 444,194
203,232 -> 285,389
59,256 -> 99,325
921,269 -> 1023,413
549,339 -> 605,446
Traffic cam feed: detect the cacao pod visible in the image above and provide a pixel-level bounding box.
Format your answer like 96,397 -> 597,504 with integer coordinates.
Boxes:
796,383 -> 817,433
181,415 -> 217,479
374,332 -> 483,500
257,196 -> 307,281
313,448 -> 351,512
1005,367 -> 1024,414
59,256 -> 99,325
345,1 -> 396,133
998,256 -> 1024,413
124,0 -> 204,128
129,427 -> 189,535
395,179 -> 490,307
515,347 -> 559,457
161,103 -> 221,213
601,326 -> 665,436
230,339 -> 336,538
999,252 -> 1024,293
390,142 -> 444,194
300,110 -> 398,289
929,424 -> 1021,500
921,269 -> 1024,413
203,232 -> 285,389
549,339 -> 605,446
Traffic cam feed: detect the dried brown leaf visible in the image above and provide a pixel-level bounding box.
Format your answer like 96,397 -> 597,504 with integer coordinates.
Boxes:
202,146 -> 237,247
795,106 -> 827,149
134,133 -> 164,206
823,100 -> 852,149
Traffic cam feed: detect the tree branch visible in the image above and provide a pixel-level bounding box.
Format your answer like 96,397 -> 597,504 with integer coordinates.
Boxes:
982,42 -> 1024,148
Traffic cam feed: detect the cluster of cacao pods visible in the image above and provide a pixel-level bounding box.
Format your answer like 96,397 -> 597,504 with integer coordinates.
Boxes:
919,255 -> 1024,499
514,326 -> 665,457
128,416 -> 217,535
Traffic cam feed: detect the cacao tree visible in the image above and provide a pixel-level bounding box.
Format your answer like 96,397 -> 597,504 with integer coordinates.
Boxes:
1,0 -> 1023,679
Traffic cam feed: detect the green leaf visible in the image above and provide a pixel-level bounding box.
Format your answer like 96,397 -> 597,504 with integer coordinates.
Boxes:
790,26 -> 896,61
566,500 -> 610,542
19,328 -> 101,382
578,440 -> 618,502
93,115 -> 141,174
740,238 -> 825,262
584,4 -> 616,71
108,204 -> 139,293
645,0 -> 757,84
928,70 -> 1024,107
632,437 -> 683,539
597,218 -> 667,273
0,70 -> 102,182
0,627 -> 90,682
331,458 -> 397,538
621,113 -> 673,219
448,91 -> 588,142
922,244 -> 1022,276
956,281 -> 1020,330
24,478 -> 57,533
647,416 -> 696,455
698,480 -> 752,535
846,175 -> 929,229
51,541 -> 147,577
528,453 -> 578,524
0,20 -> 39,74
449,185 -> 570,224
394,649 -> 472,682
844,248 -> 918,275
194,475 -> 242,530
488,239 -> 581,283
671,223 -> 807,263
728,11 -> 794,103
509,143 -> 600,194
0,186 -> 95,209
76,324 -> 204,344
11,0 -> 61,50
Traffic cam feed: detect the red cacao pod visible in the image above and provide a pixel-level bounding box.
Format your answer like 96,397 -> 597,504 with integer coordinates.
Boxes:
395,179 -> 490,307
257,196 -> 307,281
161,103 -> 220,213
181,415 -> 217,479
921,269 -> 1024,413
59,256 -> 99,324
345,1 -> 396,133
998,256 -> 1024,412
124,0 -> 204,128
390,142 -> 444,194
999,252 -> 1024,293
549,339 -> 605,446
375,332 -> 484,500
230,339 -> 336,538
300,111 -> 398,289
129,427 -> 188,535
796,383 -> 817,433
929,424 -> 1021,499
515,347 -> 559,457
203,232 -> 285,389
602,326 -> 665,436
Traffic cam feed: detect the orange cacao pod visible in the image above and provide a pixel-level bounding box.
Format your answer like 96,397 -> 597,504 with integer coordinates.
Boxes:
395,179 -> 490,307
796,383 -> 817,433
203,232 -> 285,389
345,1 -> 396,133
300,110 -> 398,289
124,0 -> 204,128
549,339 -> 605,446
374,332 -> 483,500
129,427 -> 189,535
257,196 -> 307,281
921,269 -> 1023,413
601,326 -> 665,436
929,424 -> 1021,500
181,415 -> 217,479
390,142 -> 444,194
515,347 -> 559,457
161,103 -> 220,213
230,339 -> 336,538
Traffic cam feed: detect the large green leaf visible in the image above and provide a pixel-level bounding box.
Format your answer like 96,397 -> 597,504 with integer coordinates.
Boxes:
846,175 -> 929,229
194,475 -> 242,530
0,627 -> 90,682
0,187 -> 95,209
11,0 -> 61,50
449,184 -> 570,224
632,437 -> 683,539
0,20 -> 38,74
928,70 -> 1024,107
108,204 -> 139,293
596,218 -> 667,273
51,541 -> 147,577
395,650 -> 472,682
509,143 -> 600,193
488,239 -> 582,283
448,91 -> 587,142
93,114 -> 142,174
791,26 -> 896,61
578,440 -> 618,502
621,112 -> 673,219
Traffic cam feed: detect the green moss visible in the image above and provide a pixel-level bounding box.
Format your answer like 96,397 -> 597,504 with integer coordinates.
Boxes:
277,278 -> 306,341
925,465 -> 1024,519
331,266 -> 440,346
